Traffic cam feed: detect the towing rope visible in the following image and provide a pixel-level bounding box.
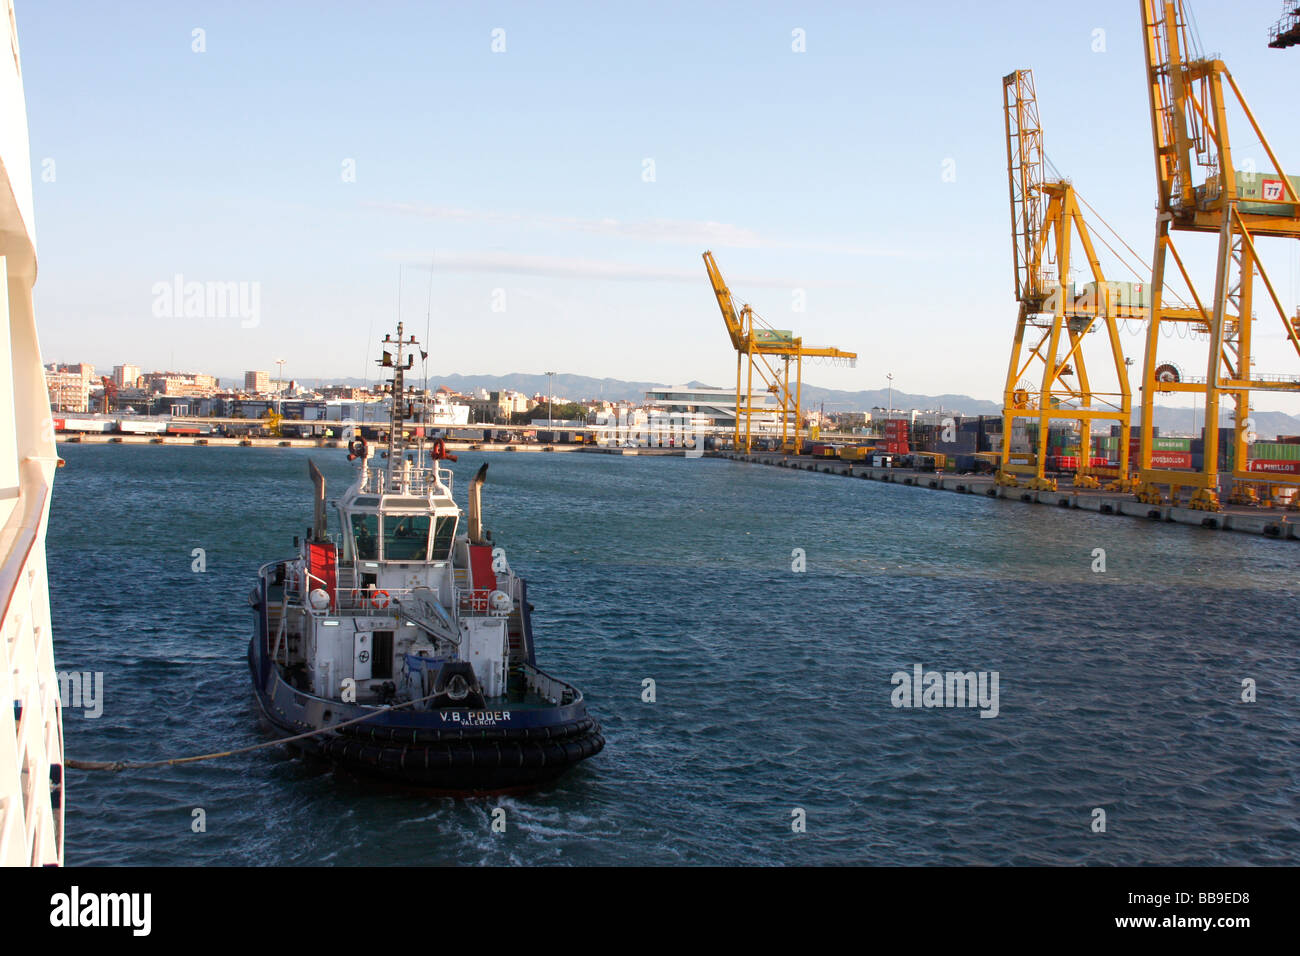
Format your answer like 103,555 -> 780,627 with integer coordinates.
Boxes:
64,689 -> 444,773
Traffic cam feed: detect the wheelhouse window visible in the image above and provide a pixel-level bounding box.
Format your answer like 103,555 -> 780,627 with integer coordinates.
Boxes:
383,514 -> 431,561
430,515 -> 456,560
351,512 -> 379,561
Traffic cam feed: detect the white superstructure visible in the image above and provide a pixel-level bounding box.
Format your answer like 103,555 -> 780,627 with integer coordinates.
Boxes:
0,0 -> 65,867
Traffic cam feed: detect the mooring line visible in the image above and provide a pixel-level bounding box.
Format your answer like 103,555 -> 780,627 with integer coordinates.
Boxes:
65,690 -> 442,772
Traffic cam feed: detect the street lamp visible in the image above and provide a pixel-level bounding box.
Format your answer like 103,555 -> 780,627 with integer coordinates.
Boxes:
275,358 -> 286,416
546,371 -> 556,429
886,373 -> 894,422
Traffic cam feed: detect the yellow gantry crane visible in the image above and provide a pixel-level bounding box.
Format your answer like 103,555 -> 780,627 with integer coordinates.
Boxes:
1136,0 -> 1300,510
998,69 -> 1139,492
702,251 -> 857,453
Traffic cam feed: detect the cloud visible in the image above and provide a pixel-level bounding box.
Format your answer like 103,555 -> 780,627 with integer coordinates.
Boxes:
367,201 -> 905,258
384,249 -> 858,288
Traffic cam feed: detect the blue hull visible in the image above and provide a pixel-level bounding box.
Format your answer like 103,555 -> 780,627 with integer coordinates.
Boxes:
248,583 -> 603,791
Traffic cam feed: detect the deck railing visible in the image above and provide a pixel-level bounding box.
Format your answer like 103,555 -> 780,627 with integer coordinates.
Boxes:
0,459 -> 64,866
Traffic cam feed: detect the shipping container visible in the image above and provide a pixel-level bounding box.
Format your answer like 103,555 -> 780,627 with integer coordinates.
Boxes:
1129,438 -> 1192,451
1047,455 -> 1079,471
1130,436 -> 1192,451
1247,459 -> 1300,475
59,418 -> 114,433
117,419 -> 168,434
1149,451 -> 1193,469
165,422 -> 211,436
1221,170 -> 1300,217
1248,442 -> 1300,461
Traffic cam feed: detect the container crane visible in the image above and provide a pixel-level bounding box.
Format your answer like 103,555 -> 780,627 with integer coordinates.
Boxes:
1136,0 -> 1300,510
702,251 -> 857,453
998,69 -> 1139,492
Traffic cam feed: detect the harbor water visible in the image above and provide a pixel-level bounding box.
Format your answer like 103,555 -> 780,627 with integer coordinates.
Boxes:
51,445 -> 1299,865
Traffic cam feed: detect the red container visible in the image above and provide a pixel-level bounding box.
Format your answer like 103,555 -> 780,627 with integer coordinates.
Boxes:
1247,459 -> 1300,475
1149,451 -> 1192,468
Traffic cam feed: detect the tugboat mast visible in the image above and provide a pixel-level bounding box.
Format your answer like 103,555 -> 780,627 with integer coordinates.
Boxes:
381,321 -> 419,493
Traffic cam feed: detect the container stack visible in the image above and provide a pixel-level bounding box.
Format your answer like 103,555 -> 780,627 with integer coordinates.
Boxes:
881,418 -> 909,455
1131,435 -> 1192,469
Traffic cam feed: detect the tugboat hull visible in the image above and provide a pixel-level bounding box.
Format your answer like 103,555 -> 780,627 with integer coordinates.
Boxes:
248,637 -> 604,792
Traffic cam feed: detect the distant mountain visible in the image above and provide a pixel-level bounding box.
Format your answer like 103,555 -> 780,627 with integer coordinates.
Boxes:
1141,406 -> 1300,439
792,384 -> 1003,416
250,371 -> 1300,440
278,372 -> 677,402
280,373 -> 1008,414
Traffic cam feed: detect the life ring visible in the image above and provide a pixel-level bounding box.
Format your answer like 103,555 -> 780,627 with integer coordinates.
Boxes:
347,438 -> 369,461
431,437 -> 458,462
370,590 -> 390,609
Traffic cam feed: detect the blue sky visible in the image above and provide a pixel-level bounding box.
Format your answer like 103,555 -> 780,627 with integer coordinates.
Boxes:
20,1 -> 1300,409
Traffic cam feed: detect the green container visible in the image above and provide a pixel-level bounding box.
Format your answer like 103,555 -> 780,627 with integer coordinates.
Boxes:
1234,171 -> 1299,217
1250,442 -> 1300,461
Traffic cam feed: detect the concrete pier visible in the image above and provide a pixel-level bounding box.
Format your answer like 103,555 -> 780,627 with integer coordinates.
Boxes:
713,451 -> 1298,542
56,434 -> 693,455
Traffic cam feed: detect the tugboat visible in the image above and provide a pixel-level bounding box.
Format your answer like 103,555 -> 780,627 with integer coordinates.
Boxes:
248,324 -> 603,790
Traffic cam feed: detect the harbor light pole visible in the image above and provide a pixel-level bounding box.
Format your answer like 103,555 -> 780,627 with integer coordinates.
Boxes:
886,373 -> 894,423
546,370 -> 555,429
275,358 -> 286,416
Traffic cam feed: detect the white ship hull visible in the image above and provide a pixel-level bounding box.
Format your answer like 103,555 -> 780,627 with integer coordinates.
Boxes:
0,0 -> 65,867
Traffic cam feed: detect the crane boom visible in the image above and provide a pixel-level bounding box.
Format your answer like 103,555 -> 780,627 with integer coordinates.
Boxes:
1003,70 -> 1045,303
702,251 -> 856,453
703,250 -> 746,352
